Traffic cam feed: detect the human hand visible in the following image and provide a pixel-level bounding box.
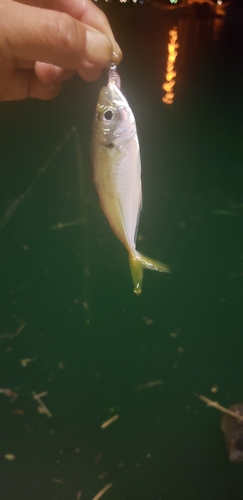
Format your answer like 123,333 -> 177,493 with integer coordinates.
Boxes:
0,0 -> 122,101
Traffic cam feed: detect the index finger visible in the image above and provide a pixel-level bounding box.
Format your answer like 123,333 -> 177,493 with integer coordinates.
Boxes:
2,1 -> 113,69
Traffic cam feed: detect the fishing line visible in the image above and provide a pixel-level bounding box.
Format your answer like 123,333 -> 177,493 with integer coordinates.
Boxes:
0,125 -> 77,231
74,128 -> 92,325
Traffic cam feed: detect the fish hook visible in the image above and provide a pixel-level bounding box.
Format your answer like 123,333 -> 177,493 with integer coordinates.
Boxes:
108,63 -> 121,89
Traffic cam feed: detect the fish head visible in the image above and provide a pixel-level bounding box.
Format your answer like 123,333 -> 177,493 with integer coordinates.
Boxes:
93,82 -> 136,148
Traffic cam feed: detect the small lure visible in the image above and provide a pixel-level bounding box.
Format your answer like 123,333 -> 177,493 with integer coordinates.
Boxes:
92,64 -> 170,294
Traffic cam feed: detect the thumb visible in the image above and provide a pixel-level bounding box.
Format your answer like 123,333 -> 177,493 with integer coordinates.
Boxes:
1,0 -> 113,70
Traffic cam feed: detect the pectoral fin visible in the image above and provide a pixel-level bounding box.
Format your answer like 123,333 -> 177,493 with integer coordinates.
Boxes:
129,252 -> 170,295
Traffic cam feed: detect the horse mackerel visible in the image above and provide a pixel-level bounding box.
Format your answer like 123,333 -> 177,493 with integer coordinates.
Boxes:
92,64 -> 170,294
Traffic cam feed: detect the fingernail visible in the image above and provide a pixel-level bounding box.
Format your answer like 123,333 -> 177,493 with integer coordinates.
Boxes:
112,42 -> 122,64
86,30 -> 112,65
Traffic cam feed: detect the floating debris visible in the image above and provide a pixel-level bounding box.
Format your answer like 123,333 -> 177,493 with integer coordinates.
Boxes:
199,394 -> 243,461
0,388 -> 18,401
13,409 -> 25,416
221,404 -> 243,462
0,319 -> 27,340
101,414 -> 119,430
4,454 -> 16,461
32,391 -> 52,418
92,483 -> 112,500
94,453 -> 102,464
98,472 -> 110,480
199,395 -> 243,422
51,220 -> 82,230
212,209 -> 236,217
211,385 -> 218,394
20,357 -> 36,368
56,445 -> 81,462
37,406 -> 51,417
134,380 -> 164,390
142,316 -> 154,326
170,332 -> 178,338
51,478 -> 65,484
33,391 -> 48,399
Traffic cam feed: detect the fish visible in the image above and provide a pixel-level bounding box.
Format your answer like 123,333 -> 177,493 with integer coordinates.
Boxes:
92,64 -> 170,294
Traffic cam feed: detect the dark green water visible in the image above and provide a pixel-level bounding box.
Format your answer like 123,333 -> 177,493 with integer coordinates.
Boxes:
0,4 -> 243,499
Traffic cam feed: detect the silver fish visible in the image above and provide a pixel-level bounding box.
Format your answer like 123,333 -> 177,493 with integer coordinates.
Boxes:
92,64 -> 170,294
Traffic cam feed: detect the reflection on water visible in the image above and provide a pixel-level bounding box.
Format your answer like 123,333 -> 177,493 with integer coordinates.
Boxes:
160,13 -> 225,105
162,26 -> 179,104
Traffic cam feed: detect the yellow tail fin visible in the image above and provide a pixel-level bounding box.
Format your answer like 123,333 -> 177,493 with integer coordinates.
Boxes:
129,252 -> 170,295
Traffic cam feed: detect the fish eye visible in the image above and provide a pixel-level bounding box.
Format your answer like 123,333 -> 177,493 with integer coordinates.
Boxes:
101,107 -> 115,123
104,110 -> 113,120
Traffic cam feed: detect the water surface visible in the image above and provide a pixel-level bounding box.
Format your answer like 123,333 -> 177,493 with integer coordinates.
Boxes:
0,4 -> 243,499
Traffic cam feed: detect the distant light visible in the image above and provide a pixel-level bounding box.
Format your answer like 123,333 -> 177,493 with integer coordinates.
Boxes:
217,0 -> 222,4
170,0 -> 178,3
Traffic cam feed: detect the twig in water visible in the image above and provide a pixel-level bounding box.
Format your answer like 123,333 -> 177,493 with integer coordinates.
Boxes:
32,390 -> 52,418
199,395 -> 243,422
101,414 -> 119,429
134,380 -> 164,390
0,319 -> 27,340
92,483 -> 112,500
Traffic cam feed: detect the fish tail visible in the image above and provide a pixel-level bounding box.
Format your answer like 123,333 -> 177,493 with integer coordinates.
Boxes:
129,252 -> 170,295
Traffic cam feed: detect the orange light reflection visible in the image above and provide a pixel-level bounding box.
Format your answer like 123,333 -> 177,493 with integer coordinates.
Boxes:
162,27 -> 179,105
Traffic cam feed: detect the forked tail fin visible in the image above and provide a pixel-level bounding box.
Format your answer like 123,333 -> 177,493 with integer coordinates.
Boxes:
129,252 -> 170,295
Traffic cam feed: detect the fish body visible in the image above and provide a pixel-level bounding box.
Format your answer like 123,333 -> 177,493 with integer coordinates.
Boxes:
92,65 -> 170,294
